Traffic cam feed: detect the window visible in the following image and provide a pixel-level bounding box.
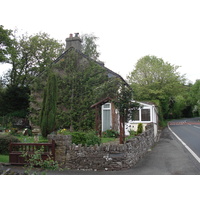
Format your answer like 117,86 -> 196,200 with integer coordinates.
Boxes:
133,110 -> 139,121
141,109 -> 150,121
103,103 -> 110,109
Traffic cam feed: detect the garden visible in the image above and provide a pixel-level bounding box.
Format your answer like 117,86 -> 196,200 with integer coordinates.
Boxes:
0,123 -> 143,164
0,127 -> 116,164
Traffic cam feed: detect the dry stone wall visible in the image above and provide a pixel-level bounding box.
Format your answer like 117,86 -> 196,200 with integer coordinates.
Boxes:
48,124 -> 157,171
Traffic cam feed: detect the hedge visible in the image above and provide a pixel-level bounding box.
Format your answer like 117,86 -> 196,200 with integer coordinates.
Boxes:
0,134 -> 20,154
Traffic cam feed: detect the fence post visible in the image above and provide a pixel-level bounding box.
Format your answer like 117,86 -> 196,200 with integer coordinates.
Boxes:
51,140 -> 55,161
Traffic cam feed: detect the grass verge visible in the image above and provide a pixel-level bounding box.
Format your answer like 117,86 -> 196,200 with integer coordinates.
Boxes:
0,154 -> 9,163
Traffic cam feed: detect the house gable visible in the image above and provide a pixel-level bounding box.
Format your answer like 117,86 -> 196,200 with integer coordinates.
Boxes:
30,34 -> 130,131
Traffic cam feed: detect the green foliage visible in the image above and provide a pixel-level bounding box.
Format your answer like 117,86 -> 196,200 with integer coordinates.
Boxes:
113,83 -> 140,123
0,25 -> 13,63
81,33 -> 100,60
190,80 -> 200,116
21,147 -> 61,175
2,31 -> 64,87
29,33 -> 124,131
128,55 -> 186,119
70,132 -> 101,146
102,129 -> 119,138
70,132 -> 87,145
14,134 -> 48,143
129,130 -> 137,137
40,72 -> 58,137
85,132 -> 101,146
52,49 -> 119,131
58,129 -> 101,146
125,130 -> 137,140
101,137 -> 116,143
137,123 -> 143,135
0,154 -> 9,163
0,85 -> 30,117
0,134 -> 20,154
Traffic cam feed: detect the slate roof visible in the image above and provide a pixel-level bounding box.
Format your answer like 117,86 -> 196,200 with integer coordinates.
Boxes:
53,47 -> 130,88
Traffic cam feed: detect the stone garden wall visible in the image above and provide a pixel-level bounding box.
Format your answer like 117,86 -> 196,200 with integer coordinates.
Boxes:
48,124 -> 158,171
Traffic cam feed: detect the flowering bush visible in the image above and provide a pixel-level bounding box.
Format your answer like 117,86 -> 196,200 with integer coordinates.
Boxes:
57,129 -> 68,135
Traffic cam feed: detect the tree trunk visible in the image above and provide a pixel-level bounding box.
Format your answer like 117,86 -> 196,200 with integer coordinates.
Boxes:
119,115 -> 125,144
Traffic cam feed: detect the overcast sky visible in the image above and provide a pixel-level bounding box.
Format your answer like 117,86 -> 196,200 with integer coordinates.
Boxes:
1,0 -> 200,83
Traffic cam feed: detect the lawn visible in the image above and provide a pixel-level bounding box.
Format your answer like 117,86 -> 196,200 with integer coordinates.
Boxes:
16,135 -> 48,143
101,137 -> 117,143
0,154 -> 9,163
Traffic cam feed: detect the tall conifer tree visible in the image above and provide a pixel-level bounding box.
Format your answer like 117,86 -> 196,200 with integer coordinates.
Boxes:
40,72 -> 58,137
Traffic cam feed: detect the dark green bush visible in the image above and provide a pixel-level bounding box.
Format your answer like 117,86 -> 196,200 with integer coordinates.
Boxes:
85,132 -> 101,146
65,131 -> 101,146
70,132 -> 87,145
0,134 -> 20,154
137,123 -> 143,135
102,129 -> 119,138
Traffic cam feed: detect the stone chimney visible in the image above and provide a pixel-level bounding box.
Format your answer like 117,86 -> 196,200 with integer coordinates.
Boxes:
65,33 -> 82,51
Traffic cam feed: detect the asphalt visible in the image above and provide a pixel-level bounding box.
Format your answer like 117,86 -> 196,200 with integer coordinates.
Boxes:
1,127 -> 200,175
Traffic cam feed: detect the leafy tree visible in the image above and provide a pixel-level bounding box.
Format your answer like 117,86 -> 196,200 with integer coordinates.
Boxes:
40,72 -> 58,137
0,31 -> 64,122
113,82 -> 140,143
0,85 -> 30,118
0,25 -> 13,63
190,80 -> 200,116
128,55 -> 186,119
81,33 -> 100,60
3,31 -> 65,87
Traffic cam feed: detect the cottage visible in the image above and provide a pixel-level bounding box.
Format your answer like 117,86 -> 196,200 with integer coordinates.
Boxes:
30,33 -> 129,131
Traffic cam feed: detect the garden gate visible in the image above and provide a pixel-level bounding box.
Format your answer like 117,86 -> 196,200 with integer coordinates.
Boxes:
9,140 -> 55,165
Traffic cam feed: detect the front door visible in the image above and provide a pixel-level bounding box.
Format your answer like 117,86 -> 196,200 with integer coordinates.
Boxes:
102,103 -> 112,132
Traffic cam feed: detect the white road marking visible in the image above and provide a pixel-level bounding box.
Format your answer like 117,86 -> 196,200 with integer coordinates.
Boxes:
168,124 -> 200,163
194,126 -> 200,129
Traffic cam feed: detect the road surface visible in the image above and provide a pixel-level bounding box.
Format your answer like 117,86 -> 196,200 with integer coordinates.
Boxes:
168,117 -> 200,162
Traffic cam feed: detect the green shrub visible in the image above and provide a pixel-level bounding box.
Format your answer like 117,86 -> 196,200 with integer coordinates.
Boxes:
102,129 -> 119,138
129,130 -> 136,136
137,123 -> 143,135
85,132 -> 101,146
21,147 -> 61,175
59,130 -> 101,146
70,132 -> 87,145
0,134 -> 20,154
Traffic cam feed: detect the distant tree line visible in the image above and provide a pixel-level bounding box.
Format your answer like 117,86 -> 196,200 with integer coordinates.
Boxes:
127,55 -> 200,124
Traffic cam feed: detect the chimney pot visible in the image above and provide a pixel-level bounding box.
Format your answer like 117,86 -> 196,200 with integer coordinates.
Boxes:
74,33 -> 79,37
66,33 -> 82,51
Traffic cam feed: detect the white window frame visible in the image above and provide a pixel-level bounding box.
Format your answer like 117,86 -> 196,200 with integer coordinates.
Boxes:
102,103 -> 112,132
132,107 -> 152,123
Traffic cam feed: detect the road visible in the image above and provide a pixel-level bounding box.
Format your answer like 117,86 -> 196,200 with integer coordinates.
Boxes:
168,117 -> 200,162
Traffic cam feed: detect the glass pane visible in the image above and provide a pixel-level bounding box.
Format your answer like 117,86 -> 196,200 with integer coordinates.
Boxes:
133,110 -> 139,121
103,110 -> 111,131
141,109 -> 150,121
103,103 -> 110,109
